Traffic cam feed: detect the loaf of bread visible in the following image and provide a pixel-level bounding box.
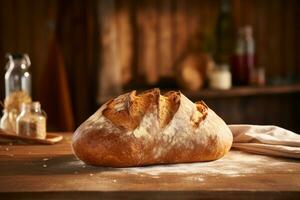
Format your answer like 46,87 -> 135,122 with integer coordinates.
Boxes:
72,89 -> 232,167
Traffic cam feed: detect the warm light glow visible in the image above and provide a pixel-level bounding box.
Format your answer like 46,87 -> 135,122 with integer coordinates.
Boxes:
24,72 -> 30,77
21,64 -> 26,69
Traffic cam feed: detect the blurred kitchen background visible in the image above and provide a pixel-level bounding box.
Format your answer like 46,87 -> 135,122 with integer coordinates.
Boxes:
0,0 -> 299,132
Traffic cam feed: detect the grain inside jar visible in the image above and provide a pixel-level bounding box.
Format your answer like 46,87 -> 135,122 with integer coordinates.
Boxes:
16,102 -> 47,139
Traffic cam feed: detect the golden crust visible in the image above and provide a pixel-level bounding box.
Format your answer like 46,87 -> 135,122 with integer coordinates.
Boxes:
72,89 -> 232,167
73,129 -> 228,167
102,89 -> 160,130
159,91 -> 180,128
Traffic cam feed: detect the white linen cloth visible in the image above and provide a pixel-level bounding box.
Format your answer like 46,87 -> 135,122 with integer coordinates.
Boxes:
229,125 -> 300,159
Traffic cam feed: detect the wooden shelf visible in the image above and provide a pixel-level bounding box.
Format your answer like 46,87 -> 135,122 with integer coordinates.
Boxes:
183,84 -> 300,99
101,84 -> 300,105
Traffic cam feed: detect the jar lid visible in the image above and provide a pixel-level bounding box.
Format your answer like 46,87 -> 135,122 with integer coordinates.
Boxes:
213,64 -> 230,72
9,53 -> 24,60
5,53 -> 31,69
21,102 -> 41,111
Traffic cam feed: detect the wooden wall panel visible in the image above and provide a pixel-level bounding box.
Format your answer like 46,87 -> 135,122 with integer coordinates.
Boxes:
283,0 -> 296,77
0,0 -> 98,128
136,0 -> 159,84
174,0 -> 188,65
114,0 -> 300,88
296,0 -> 300,75
97,0 -> 122,103
0,0 -> 53,101
158,0 -> 173,78
1,0 -> 299,92
116,0 -> 133,86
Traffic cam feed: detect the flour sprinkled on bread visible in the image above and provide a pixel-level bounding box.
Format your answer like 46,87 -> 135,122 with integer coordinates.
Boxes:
72,88 -> 232,167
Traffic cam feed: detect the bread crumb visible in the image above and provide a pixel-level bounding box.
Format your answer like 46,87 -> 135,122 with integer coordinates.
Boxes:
43,164 -> 47,168
89,173 -> 94,176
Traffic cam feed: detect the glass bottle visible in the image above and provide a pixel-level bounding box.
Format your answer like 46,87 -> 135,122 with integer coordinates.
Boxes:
232,27 -> 247,85
244,26 -> 255,84
16,102 -> 47,139
0,53 -> 32,133
5,53 -> 31,97
231,26 -> 256,86
208,64 -> 232,90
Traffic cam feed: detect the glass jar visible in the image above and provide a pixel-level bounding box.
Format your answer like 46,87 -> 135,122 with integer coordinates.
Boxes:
5,53 -> 31,97
16,102 -> 47,139
0,109 -> 18,133
208,64 -> 232,90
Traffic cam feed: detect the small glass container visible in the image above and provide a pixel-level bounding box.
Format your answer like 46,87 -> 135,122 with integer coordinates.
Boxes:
0,109 -> 18,133
208,64 -> 232,90
16,102 -> 47,139
250,67 -> 266,86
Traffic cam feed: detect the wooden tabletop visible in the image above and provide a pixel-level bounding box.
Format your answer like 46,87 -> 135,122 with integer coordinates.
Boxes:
0,133 -> 300,199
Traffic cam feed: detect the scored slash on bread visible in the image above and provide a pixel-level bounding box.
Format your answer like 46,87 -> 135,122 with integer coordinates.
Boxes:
103,88 -> 208,130
159,91 -> 181,128
72,88 -> 233,167
103,89 -> 159,130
